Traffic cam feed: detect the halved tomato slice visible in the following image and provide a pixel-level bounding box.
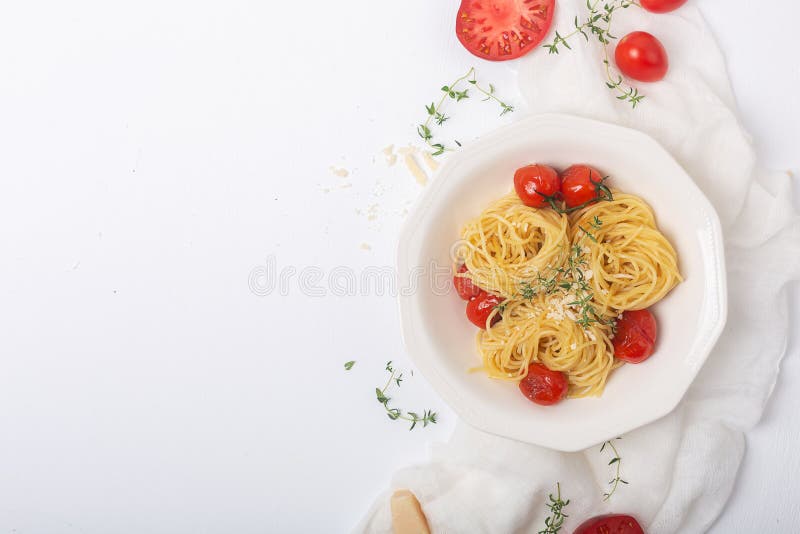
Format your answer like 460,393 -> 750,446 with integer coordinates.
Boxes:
455,0 -> 556,61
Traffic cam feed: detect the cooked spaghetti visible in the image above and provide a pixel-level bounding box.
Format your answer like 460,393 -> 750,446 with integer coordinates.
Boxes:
457,182 -> 681,399
476,295 -> 620,397
569,193 -> 682,316
457,192 -> 569,299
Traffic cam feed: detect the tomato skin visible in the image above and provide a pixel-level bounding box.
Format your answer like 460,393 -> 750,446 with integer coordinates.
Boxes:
514,164 -> 561,208
640,0 -> 687,13
615,31 -> 669,83
613,309 -> 657,364
466,291 -> 504,329
573,514 -> 644,534
518,363 -> 568,406
455,0 -> 556,61
454,264 -> 483,300
560,164 -> 604,208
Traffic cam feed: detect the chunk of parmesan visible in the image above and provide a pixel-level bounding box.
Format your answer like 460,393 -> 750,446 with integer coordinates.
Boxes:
422,151 -> 439,172
391,490 -> 431,534
403,153 -> 428,186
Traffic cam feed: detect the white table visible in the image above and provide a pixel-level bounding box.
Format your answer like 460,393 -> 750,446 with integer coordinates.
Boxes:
0,1 -> 796,532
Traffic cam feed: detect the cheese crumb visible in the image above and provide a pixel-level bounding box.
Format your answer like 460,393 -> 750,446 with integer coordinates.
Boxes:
365,204 -> 379,221
382,144 -> 397,166
329,166 -> 349,178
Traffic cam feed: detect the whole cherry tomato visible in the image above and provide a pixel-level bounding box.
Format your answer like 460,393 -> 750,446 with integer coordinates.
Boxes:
453,264 -> 482,300
640,0 -> 687,13
573,514 -> 644,534
518,363 -> 568,406
560,164 -> 605,208
466,291 -> 504,329
514,164 -> 561,208
615,31 -> 669,83
613,309 -> 657,364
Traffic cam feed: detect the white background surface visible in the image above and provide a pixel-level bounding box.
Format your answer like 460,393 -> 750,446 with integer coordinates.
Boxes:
0,1 -> 796,532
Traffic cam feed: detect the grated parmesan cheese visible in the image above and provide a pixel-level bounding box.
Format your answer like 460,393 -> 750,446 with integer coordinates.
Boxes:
545,293 -> 578,322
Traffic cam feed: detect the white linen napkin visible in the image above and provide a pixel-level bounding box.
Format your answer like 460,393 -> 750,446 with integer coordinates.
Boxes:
356,2 -> 800,532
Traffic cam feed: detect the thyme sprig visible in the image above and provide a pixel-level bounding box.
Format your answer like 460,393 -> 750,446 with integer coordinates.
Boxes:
538,483 -> 570,534
419,67 -> 514,156
601,438 -> 628,500
375,361 -> 438,430
564,241 -> 609,328
517,212 -> 612,328
544,0 -> 645,107
578,216 -> 603,243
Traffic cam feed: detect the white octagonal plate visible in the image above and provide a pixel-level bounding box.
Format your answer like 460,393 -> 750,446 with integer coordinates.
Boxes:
397,113 -> 727,452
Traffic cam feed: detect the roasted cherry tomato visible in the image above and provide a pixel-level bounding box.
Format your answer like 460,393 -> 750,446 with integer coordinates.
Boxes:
573,514 -> 644,534
560,164 -> 605,208
613,309 -> 657,363
518,363 -> 568,406
455,0 -> 555,61
453,264 -> 483,300
466,291 -> 504,329
640,0 -> 687,13
615,31 -> 669,83
513,164 -> 561,208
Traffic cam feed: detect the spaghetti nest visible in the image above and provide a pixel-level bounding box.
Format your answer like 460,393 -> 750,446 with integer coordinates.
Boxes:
476,296 -> 619,398
457,192 -> 569,299
462,191 -> 681,398
569,193 -> 682,316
